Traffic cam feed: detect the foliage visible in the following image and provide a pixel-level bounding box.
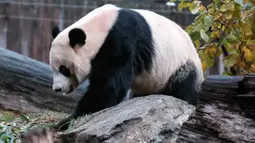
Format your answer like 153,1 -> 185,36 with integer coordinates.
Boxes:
171,0 -> 255,75
0,111 -> 67,143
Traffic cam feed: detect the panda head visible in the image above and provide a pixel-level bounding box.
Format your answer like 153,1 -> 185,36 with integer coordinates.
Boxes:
49,25 -> 90,94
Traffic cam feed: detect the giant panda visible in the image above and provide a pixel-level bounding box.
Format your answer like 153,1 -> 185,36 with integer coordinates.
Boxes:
49,4 -> 204,130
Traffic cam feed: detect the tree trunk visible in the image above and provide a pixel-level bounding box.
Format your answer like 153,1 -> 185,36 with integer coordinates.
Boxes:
177,75 -> 255,143
0,47 -> 88,113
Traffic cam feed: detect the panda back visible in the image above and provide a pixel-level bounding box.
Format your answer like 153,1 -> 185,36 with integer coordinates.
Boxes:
128,9 -> 203,95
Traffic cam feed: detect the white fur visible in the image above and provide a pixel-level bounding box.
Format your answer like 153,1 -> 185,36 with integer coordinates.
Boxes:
50,4 -> 119,94
131,9 -> 204,95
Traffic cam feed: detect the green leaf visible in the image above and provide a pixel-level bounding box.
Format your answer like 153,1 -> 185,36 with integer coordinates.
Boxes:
205,55 -> 215,68
219,37 -> 227,47
204,15 -> 213,27
222,71 -> 233,76
192,23 -> 202,32
189,31 -> 200,41
234,0 -> 243,6
200,29 -> 210,42
223,55 -> 237,68
1,112 -> 15,122
178,2 -> 192,11
1,124 -> 8,133
20,114 -> 30,123
213,0 -> 221,7
226,34 -> 238,42
191,7 -> 200,14
219,4 -> 228,12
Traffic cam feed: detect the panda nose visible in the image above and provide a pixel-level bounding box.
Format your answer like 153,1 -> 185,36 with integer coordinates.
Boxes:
54,88 -> 62,92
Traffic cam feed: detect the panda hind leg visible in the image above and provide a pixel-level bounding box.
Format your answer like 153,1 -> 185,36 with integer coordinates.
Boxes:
163,61 -> 200,106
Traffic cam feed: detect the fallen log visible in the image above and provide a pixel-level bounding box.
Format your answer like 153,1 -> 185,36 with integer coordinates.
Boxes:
0,47 -> 88,113
56,95 -> 196,143
176,74 -> 255,143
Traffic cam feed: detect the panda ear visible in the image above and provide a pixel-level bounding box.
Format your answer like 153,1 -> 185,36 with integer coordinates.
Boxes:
68,28 -> 86,48
52,26 -> 61,39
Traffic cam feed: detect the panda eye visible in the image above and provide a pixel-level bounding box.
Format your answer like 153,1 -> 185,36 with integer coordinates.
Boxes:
59,65 -> 71,77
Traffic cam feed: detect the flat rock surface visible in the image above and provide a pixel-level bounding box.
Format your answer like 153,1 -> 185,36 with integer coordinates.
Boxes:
57,95 -> 195,143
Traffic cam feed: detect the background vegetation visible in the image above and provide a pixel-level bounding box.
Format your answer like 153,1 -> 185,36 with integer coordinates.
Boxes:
0,111 -> 66,143
171,0 -> 255,75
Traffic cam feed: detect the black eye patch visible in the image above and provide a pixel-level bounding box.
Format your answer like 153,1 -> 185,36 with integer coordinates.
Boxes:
59,65 -> 71,77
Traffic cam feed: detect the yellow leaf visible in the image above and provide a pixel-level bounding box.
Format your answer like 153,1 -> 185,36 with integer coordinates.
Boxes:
248,40 -> 255,48
228,2 -> 236,11
241,23 -> 251,33
206,44 -> 217,55
251,64 -> 255,72
225,11 -> 233,19
200,4 -> 205,11
194,40 -> 201,49
245,31 -> 253,36
214,30 -> 221,37
214,11 -> 223,20
210,32 -> 216,38
209,48 -> 217,55
244,48 -> 253,62
202,62 -> 207,72
216,23 -> 222,29
252,49 -> 255,64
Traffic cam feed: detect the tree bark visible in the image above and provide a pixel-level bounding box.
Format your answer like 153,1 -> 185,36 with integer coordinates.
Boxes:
56,95 -> 196,143
0,47 -> 88,113
177,75 -> 255,143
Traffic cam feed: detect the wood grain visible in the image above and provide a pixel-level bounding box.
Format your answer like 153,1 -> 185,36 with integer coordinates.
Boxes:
177,75 -> 255,143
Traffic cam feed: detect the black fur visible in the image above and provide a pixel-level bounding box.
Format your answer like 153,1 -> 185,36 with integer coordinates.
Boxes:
68,28 -> 86,48
52,26 -> 60,39
73,8 -> 154,116
163,61 -> 199,106
131,61 -> 200,106
55,8 -> 154,130
59,65 -> 71,77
